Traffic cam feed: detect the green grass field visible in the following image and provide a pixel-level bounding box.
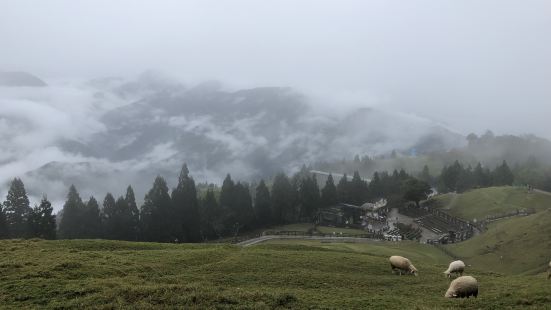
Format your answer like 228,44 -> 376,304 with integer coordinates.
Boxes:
445,209 -> 551,276
1,239 -> 550,309
432,186 -> 551,220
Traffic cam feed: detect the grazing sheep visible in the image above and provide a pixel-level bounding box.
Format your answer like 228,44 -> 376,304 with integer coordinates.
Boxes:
444,260 -> 466,278
445,276 -> 478,298
389,255 -> 418,276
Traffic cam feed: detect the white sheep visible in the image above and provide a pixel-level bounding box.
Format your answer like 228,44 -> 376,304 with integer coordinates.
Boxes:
445,275 -> 478,298
443,260 -> 465,278
389,255 -> 418,276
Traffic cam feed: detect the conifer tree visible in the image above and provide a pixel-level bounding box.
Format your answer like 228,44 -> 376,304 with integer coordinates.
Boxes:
112,196 -> 138,241
3,178 -> 31,238
124,186 -> 140,241
201,188 -> 221,240
403,179 -> 432,207
336,174 -> 349,203
83,196 -> 102,238
473,163 -> 489,187
419,165 -> 432,184
368,172 -> 383,199
254,180 -> 272,226
58,185 -> 85,239
28,196 -> 56,239
140,176 -> 174,242
456,165 -> 474,193
271,173 -> 293,224
299,175 -> 320,219
349,171 -> 368,205
219,174 -> 236,233
0,205 -> 8,238
172,164 -> 201,242
493,160 -> 515,186
102,193 -> 117,239
233,182 -> 255,230
320,174 -> 337,207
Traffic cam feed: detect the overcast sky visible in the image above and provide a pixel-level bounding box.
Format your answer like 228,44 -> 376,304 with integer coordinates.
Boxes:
1,0 -> 550,138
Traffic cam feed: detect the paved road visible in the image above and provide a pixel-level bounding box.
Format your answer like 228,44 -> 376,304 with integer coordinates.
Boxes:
237,235 -> 382,247
534,189 -> 551,197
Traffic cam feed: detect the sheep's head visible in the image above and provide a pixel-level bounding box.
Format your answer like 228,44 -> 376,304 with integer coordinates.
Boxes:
410,265 -> 418,276
444,289 -> 456,298
443,271 -> 451,278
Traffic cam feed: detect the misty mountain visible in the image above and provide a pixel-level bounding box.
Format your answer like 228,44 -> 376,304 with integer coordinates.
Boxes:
3,72 -> 465,204
0,71 -> 47,87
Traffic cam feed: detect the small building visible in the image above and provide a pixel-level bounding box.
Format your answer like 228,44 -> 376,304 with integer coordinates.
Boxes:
315,199 -> 388,228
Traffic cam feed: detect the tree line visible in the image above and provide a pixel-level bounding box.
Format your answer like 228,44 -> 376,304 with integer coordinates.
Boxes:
0,164 -> 431,242
418,160 -> 515,193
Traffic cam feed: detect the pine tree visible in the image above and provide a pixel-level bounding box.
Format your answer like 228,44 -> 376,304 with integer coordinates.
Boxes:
493,160 -> 515,186
124,186 -> 140,241
172,164 -> 201,242
233,182 -> 255,230
140,176 -> 174,242
402,179 -> 432,207
254,180 -> 272,226
112,196 -> 138,241
0,205 -> 8,238
420,165 -> 432,184
439,161 -> 463,192
473,163 -> 491,188
201,188 -> 221,240
349,171 -> 368,205
219,174 -> 236,233
83,196 -> 102,238
102,193 -> 117,239
368,172 -> 383,199
58,185 -> 85,239
456,165 -> 474,193
28,196 -> 56,239
271,173 -> 293,224
3,178 -> 31,238
336,174 -> 349,203
299,175 -> 320,220
320,174 -> 337,207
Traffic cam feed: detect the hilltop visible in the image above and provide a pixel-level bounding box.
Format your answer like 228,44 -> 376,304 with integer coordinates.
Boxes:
416,186 -> 551,276
446,210 -> 551,276
431,186 -> 551,221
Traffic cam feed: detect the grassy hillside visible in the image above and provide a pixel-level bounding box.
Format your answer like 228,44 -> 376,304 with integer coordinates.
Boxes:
1,239 -> 550,309
432,186 -> 551,221
446,210 -> 551,276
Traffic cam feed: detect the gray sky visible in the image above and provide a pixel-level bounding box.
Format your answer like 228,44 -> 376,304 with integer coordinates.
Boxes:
1,0 -> 550,138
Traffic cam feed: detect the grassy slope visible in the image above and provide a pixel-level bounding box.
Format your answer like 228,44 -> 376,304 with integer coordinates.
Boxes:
446,210 -> 551,276
1,239 -> 550,309
432,186 -> 551,221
